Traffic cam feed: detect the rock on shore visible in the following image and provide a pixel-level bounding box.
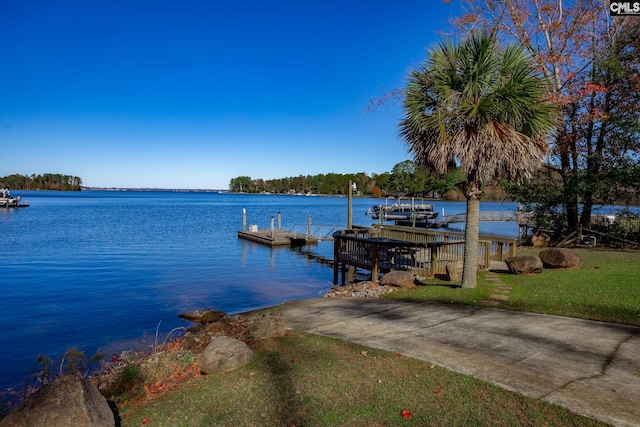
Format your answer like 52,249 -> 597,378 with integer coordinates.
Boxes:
324,281 -> 399,298
324,271 -> 418,298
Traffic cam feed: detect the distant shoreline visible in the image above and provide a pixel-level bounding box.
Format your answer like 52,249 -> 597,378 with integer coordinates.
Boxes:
81,187 -> 226,193
83,188 -> 354,197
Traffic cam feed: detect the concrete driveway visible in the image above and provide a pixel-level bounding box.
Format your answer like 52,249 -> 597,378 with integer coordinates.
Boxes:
279,298 -> 640,427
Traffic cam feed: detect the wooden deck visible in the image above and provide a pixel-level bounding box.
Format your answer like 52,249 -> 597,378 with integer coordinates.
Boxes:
333,225 -> 517,284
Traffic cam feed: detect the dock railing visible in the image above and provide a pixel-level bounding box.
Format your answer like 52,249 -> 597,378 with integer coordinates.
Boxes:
286,223 -> 341,242
333,225 -> 517,284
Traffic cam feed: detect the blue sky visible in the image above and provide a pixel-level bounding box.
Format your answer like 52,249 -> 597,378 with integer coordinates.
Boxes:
1,0 -> 460,189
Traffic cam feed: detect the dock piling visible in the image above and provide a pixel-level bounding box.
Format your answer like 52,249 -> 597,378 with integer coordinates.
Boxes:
347,180 -> 353,230
243,208 -> 248,232
270,216 -> 275,240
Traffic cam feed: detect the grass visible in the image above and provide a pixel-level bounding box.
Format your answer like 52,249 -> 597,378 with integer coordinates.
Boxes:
389,248 -> 640,327
116,247 -> 637,426
120,330 -> 608,427
498,248 -> 640,325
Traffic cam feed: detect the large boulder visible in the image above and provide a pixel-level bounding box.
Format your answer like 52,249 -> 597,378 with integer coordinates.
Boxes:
445,261 -> 464,282
201,336 -> 254,374
505,256 -> 544,275
531,232 -> 551,248
0,374 -> 115,427
380,270 -> 416,289
539,248 -> 582,269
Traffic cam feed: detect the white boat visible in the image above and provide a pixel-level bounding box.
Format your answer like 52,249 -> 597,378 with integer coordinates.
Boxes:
1,189 -> 29,208
366,200 -> 438,221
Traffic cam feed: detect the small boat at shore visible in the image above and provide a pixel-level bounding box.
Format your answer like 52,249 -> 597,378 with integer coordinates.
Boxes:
1,189 -> 29,208
366,199 -> 438,222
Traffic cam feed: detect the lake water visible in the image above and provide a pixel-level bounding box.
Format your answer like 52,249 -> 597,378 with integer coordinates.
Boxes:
0,190 -> 520,392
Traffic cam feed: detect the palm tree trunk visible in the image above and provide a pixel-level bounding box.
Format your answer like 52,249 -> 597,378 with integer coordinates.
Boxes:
462,182 -> 481,289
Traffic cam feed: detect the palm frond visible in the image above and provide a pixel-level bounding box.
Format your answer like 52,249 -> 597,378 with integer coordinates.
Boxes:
399,31 -> 559,187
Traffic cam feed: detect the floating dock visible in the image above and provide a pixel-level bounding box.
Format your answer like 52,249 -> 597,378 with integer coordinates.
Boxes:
237,229 -> 321,247
237,210 -> 339,247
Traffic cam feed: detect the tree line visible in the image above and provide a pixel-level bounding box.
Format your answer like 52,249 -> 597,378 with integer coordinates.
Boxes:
0,173 -> 83,191
228,160 -> 514,200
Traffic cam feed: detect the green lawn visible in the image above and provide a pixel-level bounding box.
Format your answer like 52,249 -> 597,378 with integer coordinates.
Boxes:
120,331 -> 608,427
388,248 -> 640,326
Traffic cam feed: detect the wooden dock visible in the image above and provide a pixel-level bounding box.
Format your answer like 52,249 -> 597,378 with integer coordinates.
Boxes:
237,210 -> 340,247
237,229 -> 322,247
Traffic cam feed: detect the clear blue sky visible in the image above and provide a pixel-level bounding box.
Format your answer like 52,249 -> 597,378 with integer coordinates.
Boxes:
1,0 -> 460,189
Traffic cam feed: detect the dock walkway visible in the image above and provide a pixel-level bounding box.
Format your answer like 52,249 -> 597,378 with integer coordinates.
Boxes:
441,210 -> 534,225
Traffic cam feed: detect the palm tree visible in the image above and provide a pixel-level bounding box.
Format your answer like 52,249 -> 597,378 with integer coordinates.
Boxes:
400,32 -> 558,288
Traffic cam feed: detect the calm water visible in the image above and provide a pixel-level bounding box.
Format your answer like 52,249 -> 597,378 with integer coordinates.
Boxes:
0,191 -> 519,391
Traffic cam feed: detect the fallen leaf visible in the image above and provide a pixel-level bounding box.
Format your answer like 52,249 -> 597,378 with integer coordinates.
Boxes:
142,418 -> 149,425
401,410 -> 412,419
433,389 -> 440,394
360,351 -> 368,357
429,364 -> 435,369
396,353 -> 402,357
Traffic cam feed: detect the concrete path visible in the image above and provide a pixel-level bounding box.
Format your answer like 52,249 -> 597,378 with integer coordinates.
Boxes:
279,298 -> 640,427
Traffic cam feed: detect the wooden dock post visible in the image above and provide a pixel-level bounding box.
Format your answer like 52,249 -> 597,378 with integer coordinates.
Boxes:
277,212 -> 282,230
429,243 -> 438,277
347,180 -> 353,230
307,215 -> 312,241
242,208 -> 247,232
371,240 -> 379,282
270,216 -> 275,239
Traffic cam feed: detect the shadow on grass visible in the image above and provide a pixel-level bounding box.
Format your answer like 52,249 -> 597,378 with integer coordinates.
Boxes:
262,350 -> 309,426
421,283 -> 462,289
433,273 -> 462,286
